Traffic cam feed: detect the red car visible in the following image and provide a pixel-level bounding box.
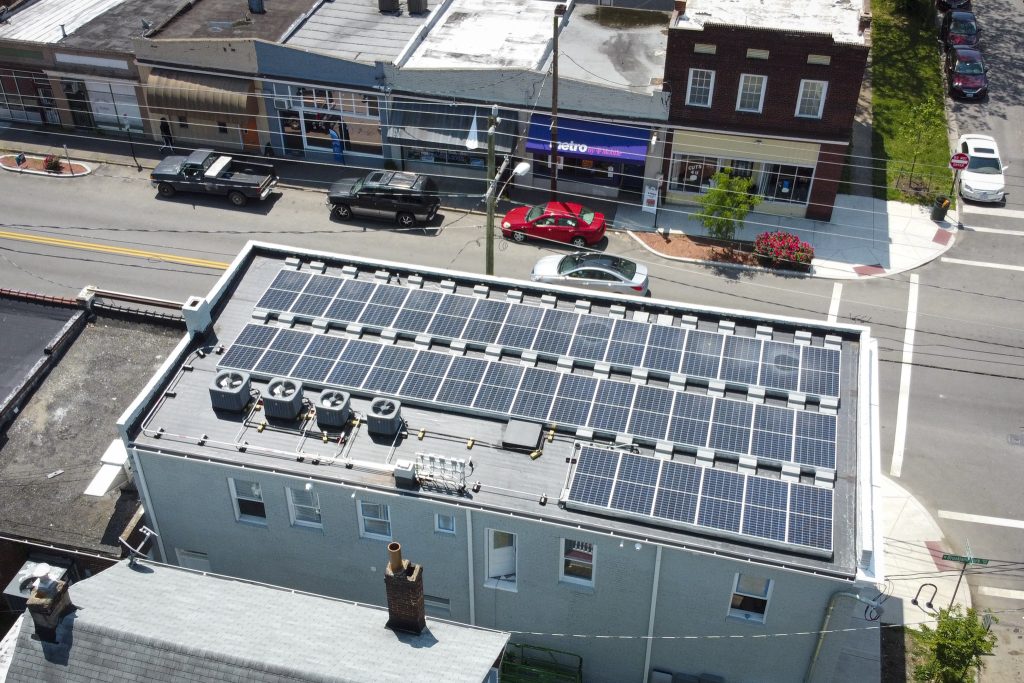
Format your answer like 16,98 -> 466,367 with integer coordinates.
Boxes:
501,202 -> 607,247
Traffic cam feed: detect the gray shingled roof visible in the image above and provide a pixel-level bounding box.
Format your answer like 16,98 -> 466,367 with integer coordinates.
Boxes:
5,561 -> 508,682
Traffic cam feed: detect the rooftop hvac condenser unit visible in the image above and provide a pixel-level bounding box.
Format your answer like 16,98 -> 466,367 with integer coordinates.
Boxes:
263,378 -> 304,420
209,370 -> 251,412
316,390 -> 351,429
367,397 -> 403,437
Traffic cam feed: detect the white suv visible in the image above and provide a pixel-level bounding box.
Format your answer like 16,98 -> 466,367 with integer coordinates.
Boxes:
957,134 -> 1006,203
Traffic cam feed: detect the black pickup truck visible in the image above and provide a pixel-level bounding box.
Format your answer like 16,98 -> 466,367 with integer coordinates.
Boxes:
150,149 -> 278,206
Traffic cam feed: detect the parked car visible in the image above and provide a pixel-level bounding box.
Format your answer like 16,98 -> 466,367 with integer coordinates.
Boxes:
501,202 -> 606,247
935,0 -> 971,12
945,46 -> 988,99
150,149 -> 277,206
531,252 -> 649,296
328,171 -> 439,228
939,11 -> 980,48
957,134 -> 1006,203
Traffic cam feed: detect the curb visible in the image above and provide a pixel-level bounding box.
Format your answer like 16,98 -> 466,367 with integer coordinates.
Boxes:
626,230 -> 807,278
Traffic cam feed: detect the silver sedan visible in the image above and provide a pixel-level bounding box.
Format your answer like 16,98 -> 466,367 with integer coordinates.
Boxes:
530,252 -> 650,296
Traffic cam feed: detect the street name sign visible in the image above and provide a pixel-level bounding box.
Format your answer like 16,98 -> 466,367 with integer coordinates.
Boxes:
942,553 -> 989,565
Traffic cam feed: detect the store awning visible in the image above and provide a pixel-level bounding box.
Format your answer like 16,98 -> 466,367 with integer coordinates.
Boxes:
525,113 -> 649,163
145,69 -> 255,118
387,101 -> 517,153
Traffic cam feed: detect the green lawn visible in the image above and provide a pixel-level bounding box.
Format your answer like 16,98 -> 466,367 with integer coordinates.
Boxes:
871,0 -> 953,202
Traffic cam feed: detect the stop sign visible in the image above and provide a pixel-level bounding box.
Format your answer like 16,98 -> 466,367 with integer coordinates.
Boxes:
950,153 -> 970,170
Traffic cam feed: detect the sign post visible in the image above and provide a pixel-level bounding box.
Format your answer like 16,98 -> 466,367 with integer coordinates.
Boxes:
944,541 -> 988,609
949,152 -> 970,198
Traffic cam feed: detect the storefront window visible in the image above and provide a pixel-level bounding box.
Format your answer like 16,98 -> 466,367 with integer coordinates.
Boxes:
273,83 -> 382,156
303,112 -> 342,149
533,154 -> 624,186
406,149 -> 481,166
762,164 -> 813,203
671,154 -> 718,192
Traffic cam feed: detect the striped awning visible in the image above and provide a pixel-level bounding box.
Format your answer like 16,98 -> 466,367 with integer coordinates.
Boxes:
144,69 -> 256,119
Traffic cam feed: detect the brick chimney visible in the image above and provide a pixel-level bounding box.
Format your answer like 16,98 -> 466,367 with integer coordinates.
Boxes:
26,575 -> 73,643
383,542 -> 426,635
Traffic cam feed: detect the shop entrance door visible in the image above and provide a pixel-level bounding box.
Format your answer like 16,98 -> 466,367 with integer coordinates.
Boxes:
279,110 -> 304,156
62,80 -> 94,128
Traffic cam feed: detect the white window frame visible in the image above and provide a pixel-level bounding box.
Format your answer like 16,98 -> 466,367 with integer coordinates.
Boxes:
728,573 -> 773,623
435,512 -> 456,535
175,549 -> 211,572
228,478 -> 266,524
685,68 -> 715,108
795,79 -> 828,119
424,594 -> 451,617
357,500 -> 392,540
735,74 -> 767,113
286,486 -> 322,529
559,538 -> 595,586
485,529 -> 518,591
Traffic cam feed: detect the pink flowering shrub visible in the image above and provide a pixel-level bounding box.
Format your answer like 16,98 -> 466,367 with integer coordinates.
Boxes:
43,154 -> 64,173
753,231 -> 814,269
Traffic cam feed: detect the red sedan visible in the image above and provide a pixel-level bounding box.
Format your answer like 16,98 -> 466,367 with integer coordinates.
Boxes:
501,202 -> 606,247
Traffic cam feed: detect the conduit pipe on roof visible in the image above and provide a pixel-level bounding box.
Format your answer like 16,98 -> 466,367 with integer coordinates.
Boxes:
804,589 -> 884,683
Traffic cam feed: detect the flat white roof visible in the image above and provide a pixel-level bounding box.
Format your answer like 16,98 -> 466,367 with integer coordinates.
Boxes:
676,0 -> 865,45
0,0 -> 130,42
403,0 -> 553,70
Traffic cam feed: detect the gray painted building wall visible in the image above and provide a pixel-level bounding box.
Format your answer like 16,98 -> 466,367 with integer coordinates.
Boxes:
255,42 -> 383,87
133,448 -> 849,683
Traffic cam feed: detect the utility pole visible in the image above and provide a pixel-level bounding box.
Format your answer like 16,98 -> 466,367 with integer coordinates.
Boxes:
484,105 -> 498,276
549,4 -> 566,201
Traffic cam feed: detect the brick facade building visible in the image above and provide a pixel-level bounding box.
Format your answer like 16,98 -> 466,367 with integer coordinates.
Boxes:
663,6 -> 870,221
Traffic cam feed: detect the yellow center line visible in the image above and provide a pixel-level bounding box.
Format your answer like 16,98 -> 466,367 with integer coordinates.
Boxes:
0,230 -> 229,270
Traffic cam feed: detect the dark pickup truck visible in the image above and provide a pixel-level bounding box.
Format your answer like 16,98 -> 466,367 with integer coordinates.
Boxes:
150,149 -> 278,206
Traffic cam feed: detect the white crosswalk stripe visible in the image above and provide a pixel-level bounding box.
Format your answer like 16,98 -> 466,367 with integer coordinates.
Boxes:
959,204 -> 1024,219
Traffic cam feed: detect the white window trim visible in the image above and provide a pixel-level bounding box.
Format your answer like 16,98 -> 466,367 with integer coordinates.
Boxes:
795,79 -> 828,119
728,573 -> 773,623
735,74 -> 767,113
435,513 -> 456,535
559,538 -> 595,587
357,500 -> 392,540
286,486 -> 323,529
685,68 -> 715,108
484,529 -> 518,592
424,594 -> 452,617
228,478 -> 267,525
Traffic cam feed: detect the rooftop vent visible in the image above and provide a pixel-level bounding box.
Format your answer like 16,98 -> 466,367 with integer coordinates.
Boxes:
210,370 -> 251,412
367,397 -> 403,437
316,389 -> 351,429
248,0 -> 265,13
408,0 -> 428,14
263,378 -> 304,420
378,0 -> 399,12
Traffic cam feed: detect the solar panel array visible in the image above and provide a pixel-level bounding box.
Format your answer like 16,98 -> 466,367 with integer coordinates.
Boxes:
565,445 -> 833,555
219,324 -> 836,469
253,269 -> 841,398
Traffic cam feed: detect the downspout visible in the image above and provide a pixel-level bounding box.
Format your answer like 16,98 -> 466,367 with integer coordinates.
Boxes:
466,508 -> 476,625
642,545 -> 663,683
804,590 -> 883,683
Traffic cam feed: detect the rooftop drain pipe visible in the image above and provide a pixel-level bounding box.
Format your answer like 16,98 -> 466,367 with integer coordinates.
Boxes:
804,589 -> 884,683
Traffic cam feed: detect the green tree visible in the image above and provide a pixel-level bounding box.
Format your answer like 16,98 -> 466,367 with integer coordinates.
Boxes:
913,606 -> 997,683
696,168 -> 762,245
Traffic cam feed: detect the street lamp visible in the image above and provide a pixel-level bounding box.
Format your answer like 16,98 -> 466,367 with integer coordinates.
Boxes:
475,104 -> 530,276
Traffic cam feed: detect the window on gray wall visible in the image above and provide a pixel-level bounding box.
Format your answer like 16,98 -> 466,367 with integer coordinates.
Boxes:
728,573 -> 773,623
685,68 -> 715,107
435,512 -> 456,534
228,478 -> 266,524
286,486 -> 322,528
358,500 -> 391,540
560,539 -> 595,586
485,529 -> 517,590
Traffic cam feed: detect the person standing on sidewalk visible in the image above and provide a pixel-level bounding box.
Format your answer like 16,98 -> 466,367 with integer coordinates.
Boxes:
159,118 -> 174,154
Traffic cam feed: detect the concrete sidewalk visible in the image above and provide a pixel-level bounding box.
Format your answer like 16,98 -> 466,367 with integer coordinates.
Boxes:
617,193 -> 959,280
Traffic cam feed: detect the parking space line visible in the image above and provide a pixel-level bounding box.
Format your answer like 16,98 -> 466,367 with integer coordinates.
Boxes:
959,204 -> 1024,219
827,282 -> 842,323
978,586 -> 1024,600
938,510 -> 1024,529
942,257 -> 1024,272
889,274 -> 918,478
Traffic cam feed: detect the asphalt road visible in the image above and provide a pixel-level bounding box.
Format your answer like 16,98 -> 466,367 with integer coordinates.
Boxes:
1,157 -> 1022,675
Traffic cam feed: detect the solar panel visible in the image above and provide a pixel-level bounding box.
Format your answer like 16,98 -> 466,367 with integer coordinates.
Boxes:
363,346 -> 416,392
794,412 -> 837,469
751,404 -> 795,463
708,400 -> 753,455
291,355 -> 336,382
303,274 -> 343,298
270,329 -> 314,355
219,344 -> 264,372
511,367 -> 558,420
719,335 -> 762,386
588,380 -> 635,434
428,295 -> 473,339
569,318 -> 612,362
681,329 -> 723,379
473,362 -> 523,414
462,299 -> 510,344
256,288 -> 300,312
565,447 -> 833,554
799,345 -> 840,397
305,335 -> 347,359
435,356 -> 486,406
667,393 -> 712,447
644,325 -> 685,373
268,270 -> 311,292
760,341 -> 800,392
233,324 -> 278,348
325,298 -> 366,322
550,374 -> 597,426
254,350 -> 300,376
532,309 -> 579,357
627,385 -> 672,441
291,293 -> 333,318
